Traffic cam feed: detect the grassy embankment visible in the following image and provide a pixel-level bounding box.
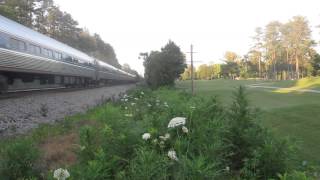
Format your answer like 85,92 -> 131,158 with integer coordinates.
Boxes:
177,77 -> 320,163
1,77 -> 319,179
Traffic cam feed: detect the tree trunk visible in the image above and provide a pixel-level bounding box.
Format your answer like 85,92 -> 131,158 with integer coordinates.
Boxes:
258,54 -> 261,78
295,53 -> 299,79
286,49 -> 289,80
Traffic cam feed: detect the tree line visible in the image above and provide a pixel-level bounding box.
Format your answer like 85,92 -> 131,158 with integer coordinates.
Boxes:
0,0 -> 122,68
182,16 -> 320,80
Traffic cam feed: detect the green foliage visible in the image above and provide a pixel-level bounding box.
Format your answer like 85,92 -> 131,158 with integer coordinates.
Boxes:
78,126 -> 101,163
278,171 -> 311,180
66,86 -> 298,179
224,86 -> 296,179
0,84 -> 312,179
144,41 -> 186,88
128,147 -> 169,179
0,140 -> 39,179
311,53 -> 320,76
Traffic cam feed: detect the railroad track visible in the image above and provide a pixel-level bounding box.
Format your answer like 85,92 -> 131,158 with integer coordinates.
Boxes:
0,84 -> 122,100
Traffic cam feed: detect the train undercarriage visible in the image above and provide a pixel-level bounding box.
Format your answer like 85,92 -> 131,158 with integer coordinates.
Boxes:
0,71 -> 98,93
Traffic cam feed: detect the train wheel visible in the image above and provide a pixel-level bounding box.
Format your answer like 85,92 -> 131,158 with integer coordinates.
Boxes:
0,75 -> 8,93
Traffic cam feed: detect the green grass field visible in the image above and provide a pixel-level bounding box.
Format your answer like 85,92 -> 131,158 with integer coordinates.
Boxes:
177,79 -> 320,163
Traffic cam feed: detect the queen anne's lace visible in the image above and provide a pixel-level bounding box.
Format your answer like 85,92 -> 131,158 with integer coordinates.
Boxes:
142,133 -> 151,140
168,150 -> 178,161
53,168 -> 70,180
159,133 -> 170,141
182,126 -> 188,133
168,117 -> 186,128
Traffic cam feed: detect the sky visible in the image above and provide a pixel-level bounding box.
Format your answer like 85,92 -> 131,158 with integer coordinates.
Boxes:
54,0 -> 320,75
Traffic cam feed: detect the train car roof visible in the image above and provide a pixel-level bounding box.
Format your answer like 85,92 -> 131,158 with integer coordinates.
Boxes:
98,60 -> 119,71
0,15 -> 94,63
97,60 -> 135,77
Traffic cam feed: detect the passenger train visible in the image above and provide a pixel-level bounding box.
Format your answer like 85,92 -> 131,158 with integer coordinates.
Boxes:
0,15 -> 136,93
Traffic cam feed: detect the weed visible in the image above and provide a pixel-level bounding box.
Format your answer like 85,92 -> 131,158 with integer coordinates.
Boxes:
0,140 -> 40,179
39,103 -> 49,117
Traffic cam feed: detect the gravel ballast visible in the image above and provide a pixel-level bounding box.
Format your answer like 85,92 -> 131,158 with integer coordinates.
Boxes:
0,84 -> 135,136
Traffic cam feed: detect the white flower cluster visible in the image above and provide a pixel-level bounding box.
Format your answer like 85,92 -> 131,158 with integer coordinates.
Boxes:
168,117 -> 186,128
164,102 -> 169,108
168,150 -> 178,161
225,166 -> 230,171
121,94 -> 129,102
142,133 -> 151,140
125,114 -> 133,117
159,133 -> 170,141
53,168 -> 70,180
182,126 -> 188,134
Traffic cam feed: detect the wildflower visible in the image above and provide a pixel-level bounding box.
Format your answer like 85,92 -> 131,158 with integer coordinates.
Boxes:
182,126 -> 188,134
159,133 -> 170,141
159,141 -> 165,148
141,91 -> 144,95
131,102 -> 136,106
53,168 -> 70,180
152,139 -> 158,144
124,98 -> 128,102
168,117 -> 186,128
124,114 -> 133,117
190,106 -> 196,109
165,133 -> 170,139
225,166 -> 230,171
168,150 -> 178,161
147,103 -> 152,107
125,106 -> 128,110
164,102 -> 169,108
142,133 -> 151,140
134,98 -> 139,100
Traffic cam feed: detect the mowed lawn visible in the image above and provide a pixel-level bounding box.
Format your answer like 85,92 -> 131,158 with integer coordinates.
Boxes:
177,79 -> 320,163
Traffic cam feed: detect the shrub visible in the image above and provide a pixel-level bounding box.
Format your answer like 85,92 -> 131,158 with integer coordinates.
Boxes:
0,140 -> 39,179
225,86 -> 296,179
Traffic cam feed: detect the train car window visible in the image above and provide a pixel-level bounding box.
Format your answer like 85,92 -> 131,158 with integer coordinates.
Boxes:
73,58 -> 79,63
62,53 -> 68,61
29,44 -> 34,53
9,38 -> 19,50
30,44 -> 41,55
47,49 -> 53,58
18,41 -> 26,51
0,33 -> 6,48
42,48 -> 48,57
58,53 -> 62,60
64,54 -> 72,62
54,51 -> 60,60
35,46 -> 41,54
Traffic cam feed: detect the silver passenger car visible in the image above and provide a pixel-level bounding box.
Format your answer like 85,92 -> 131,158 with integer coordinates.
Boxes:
0,15 -> 136,92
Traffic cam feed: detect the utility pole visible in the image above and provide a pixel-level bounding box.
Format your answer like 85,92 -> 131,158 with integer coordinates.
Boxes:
186,44 -> 200,95
190,44 -> 194,95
